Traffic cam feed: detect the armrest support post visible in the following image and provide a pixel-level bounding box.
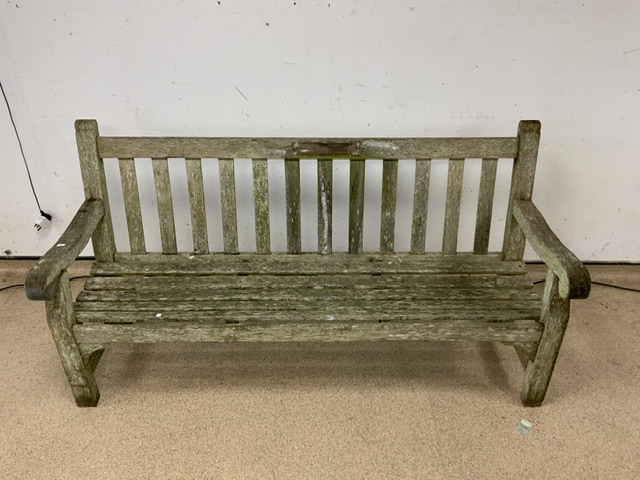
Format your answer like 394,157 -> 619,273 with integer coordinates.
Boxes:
25,199 -> 104,301
512,200 -> 590,299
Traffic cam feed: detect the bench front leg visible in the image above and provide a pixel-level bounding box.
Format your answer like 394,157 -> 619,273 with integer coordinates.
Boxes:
45,271 -> 101,407
520,269 -> 570,406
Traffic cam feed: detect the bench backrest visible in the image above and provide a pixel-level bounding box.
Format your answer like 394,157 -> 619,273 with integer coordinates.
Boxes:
75,120 -> 540,262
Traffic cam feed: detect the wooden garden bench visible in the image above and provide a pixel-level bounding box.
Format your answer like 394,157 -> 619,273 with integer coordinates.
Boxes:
25,119 -> 590,407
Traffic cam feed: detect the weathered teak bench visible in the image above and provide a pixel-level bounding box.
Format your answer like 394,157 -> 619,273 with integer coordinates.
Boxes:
25,119 -> 590,407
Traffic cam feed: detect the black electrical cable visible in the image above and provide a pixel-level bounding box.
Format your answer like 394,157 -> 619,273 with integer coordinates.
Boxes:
0,275 -> 92,292
532,278 -> 640,292
0,79 -> 49,219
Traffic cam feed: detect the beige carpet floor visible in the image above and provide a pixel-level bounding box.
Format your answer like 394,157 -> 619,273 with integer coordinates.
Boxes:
1,260 -> 639,479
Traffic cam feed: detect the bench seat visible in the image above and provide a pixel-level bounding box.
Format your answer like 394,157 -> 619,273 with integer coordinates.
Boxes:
72,254 -> 543,344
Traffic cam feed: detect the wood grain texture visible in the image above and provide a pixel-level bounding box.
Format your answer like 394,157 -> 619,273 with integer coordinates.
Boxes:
45,272 -> 100,407
380,159 -> 398,253
513,200 -> 591,299
75,119 -> 116,262
118,158 -> 146,254
152,158 -> 177,254
76,286 -> 539,304
411,159 -> 431,254
84,272 -> 533,292
218,159 -> 239,253
98,136 -> 519,160
317,159 -> 333,255
74,320 -> 542,344
443,159 -> 465,253
285,159 -> 301,254
252,159 -> 271,254
93,252 -> 526,276
473,158 -> 498,254
520,270 -> 570,406
25,199 -> 104,300
503,120 -> 541,260
349,159 -> 366,254
185,158 -> 209,254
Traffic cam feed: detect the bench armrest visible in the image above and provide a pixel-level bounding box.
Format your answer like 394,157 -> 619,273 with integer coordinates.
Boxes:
512,200 -> 590,299
25,199 -> 104,301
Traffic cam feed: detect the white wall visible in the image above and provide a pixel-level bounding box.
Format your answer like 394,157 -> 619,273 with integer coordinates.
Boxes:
1,0 -> 638,260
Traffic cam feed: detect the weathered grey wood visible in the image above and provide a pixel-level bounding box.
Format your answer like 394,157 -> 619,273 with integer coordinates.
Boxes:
85,273 -> 533,292
152,158 -> 177,254
45,272 -> 100,407
520,270 -> 570,406
185,158 -> 209,254
118,158 -> 146,254
349,159 -> 366,254
473,158 -> 498,254
75,119 -> 116,262
443,159 -> 465,253
75,296 -> 540,314
513,200 -> 590,299
513,342 -> 538,370
218,158 -> 239,253
410,159 -> 431,254
503,120 -> 541,260
98,136 -> 519,160
380,159 -> 398,253
317,159 -> 333,255
79,344 -> 106,373
74,320 -> 542,344
252,159 -> 271,254
77,285 -> 539,304
94,253 -> 527,276
25,200 -> 104,300
285,159 -> 301,254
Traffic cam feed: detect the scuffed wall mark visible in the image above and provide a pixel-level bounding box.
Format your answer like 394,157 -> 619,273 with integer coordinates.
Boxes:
623,47 -> 640,54
4,249 -> 12,255
234,86 -> 249,101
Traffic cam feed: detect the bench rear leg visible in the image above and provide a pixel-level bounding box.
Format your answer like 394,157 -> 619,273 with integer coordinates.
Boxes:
45,272 -> 100,407
520,271 -> 570,407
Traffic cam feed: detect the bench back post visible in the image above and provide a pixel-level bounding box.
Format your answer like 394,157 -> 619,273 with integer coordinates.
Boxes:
75,119 -> 116,262
502,120 -> 541,261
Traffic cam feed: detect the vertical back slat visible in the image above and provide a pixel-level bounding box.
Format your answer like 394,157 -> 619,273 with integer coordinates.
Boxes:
284,159 -> 301,254
218,158 -> 239,254
252,159 -> 271,254
185,158 -> 209,254
75,119 -> 116,261
442,158 -> 465,253
503,120 -> 541,260
118,158 -> 146,254
152,158 -> 177,254
380,159 -> 398,253
348,159 -> 366,254
473,158 -> 498,254
317,159 -> 333,255
410,159 -> 431,254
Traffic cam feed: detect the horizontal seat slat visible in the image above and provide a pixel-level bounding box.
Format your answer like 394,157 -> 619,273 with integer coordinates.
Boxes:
83,273 -> 533,291
74,299 -> 540,318
76,287 -> 539,303
92,253 -> 525,276
73,320 -> 543,344
96,136 -> 519,160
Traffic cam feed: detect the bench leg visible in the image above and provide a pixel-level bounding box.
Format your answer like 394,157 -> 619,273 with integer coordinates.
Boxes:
520,271 -> 570,407
45,272 -> 100,407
